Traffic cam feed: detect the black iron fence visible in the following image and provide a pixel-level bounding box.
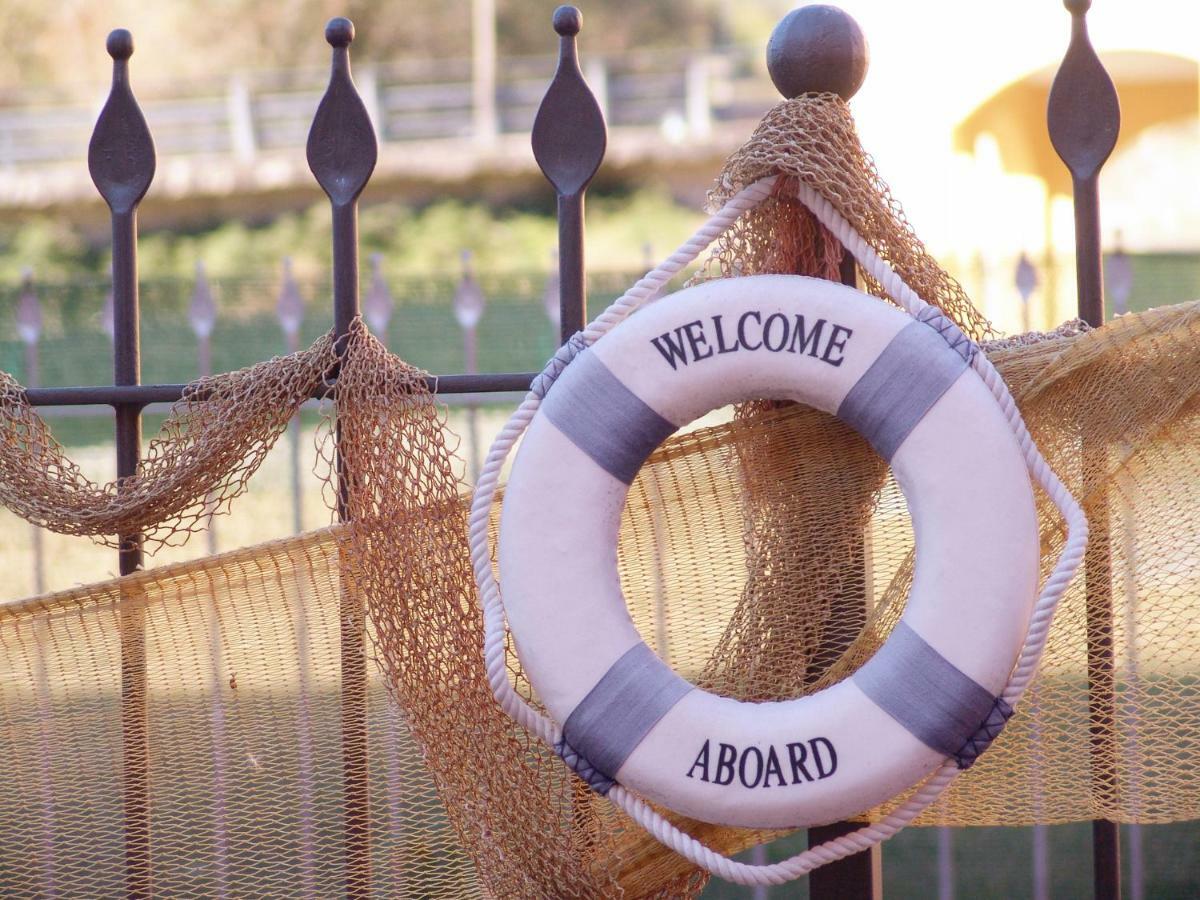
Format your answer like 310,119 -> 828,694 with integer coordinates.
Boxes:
1,2 -> 1175,897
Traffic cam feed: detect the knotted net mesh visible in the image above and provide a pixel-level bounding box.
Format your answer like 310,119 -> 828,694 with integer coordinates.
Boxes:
1,95 -> 1198,897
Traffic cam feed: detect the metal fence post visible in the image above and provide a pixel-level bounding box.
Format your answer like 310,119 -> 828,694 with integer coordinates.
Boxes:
87,27 -> 156,898
363,252 -> 393,339
452,250 -> 486,481
1048,2 -> 1122,898
15,269 -> 45,595
1106,243 -> 1132,316
189,260 -> 219,554
764,7 -> 878,897
531,6 -> 606,343
277,257 -> 306,534
306,17 -> 378,895
1016,253 -> 1038,334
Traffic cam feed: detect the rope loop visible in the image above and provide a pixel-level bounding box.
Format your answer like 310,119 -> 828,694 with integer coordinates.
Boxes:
530,331 -> 589,399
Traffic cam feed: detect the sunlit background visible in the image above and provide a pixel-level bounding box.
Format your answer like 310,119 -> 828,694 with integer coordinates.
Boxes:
0,0 -> 1197,896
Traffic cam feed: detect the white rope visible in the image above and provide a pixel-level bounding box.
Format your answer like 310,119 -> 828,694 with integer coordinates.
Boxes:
467,175 -> 1088,886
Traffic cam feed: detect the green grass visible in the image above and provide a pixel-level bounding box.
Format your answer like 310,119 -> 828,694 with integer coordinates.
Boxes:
700,821 -> 1200,898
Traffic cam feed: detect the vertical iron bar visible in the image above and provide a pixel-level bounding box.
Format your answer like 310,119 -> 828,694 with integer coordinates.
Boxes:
531,6 -> 606,345
765,7 -> 875,896
306,17 -> 377,896
1047,3 -> 1121,897
88,28 -> 156,899
530,2 -> 607,856
807,250 -> 882,900
114,111 -> 151,900
557,192 -> 585,340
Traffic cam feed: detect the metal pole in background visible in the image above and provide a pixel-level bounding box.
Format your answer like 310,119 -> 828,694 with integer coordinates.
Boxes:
937,827 -> 955,900
278,265 -> 320,894
1047,2 -> 1122,897
363,252 -> 393,339
531,6 -> 606,344
1016,252 -> 1038,334
87,27 -> 156,899
189,260 -> 219,554
277,257 -> 306,535
15,269 -> 46,595
541,245 -> 561,337
306,17 -> 378,896
452,250 -> 486,482
1107,242 -> 1132,317
1106,244 -> 1144,900
185,258 -> 230,890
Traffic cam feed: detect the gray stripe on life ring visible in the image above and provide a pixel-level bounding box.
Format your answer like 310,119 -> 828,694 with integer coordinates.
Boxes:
836,320 -> 968,461
853,620 -> 1000,760
541,349 -> 677,485
560,642 -> 694,786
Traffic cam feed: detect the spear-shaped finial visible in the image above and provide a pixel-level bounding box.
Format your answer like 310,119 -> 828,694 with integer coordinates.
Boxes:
1047,0 -> 1120,328
533,6 -> 606,341
306,17 -> 378,209
531,6 -> 606,198
88,29 -> 155,214
1048,0 -> 1120,185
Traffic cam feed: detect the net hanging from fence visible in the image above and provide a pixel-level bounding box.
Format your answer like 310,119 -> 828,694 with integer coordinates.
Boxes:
1,93 -> 1199,898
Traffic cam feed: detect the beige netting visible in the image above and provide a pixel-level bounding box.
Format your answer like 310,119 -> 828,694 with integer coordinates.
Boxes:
0,333 -> 337,550
1,94 -> 1198,897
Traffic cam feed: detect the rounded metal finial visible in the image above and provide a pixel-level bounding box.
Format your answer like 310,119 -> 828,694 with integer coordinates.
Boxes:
325,17 -> 355,48
553,6 -> 582,37
766,5 -> 869,101
106,29 -> 134,61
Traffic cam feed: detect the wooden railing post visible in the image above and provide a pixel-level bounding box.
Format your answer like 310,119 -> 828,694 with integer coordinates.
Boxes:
226,75 -> 257,164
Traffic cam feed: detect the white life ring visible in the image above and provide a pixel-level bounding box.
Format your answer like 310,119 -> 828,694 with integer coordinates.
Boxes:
498,273 -> 1040,830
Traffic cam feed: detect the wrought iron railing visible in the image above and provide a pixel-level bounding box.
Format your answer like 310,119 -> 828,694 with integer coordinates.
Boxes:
7,3 -> 1135,897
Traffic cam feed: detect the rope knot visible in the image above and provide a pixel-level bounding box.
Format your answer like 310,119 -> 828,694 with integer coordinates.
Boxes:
531,332 -> 589,399
916,305 -> 978,363
954,696 -> 1014,769
555,737 -> 615,795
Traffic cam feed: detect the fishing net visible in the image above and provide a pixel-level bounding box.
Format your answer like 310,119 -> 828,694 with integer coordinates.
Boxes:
1,94 -> 1199,897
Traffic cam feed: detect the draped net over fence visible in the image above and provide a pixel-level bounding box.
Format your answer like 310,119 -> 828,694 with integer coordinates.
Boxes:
1,95 -> 1199,898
